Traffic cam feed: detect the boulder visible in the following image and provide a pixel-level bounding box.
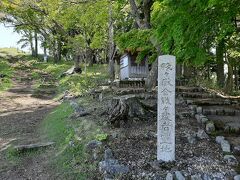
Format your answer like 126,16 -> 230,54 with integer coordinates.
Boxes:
175,171 -> 185,180
191,174 -> 202,180
205,121 -> 215,134
202,174 -> 212,180
224,155 -> 238,166
234,175 -> 240,180
86,140 -> 102,150
166,173 -> 173,180
196,107 -> 203,114
99,149 -> 129,176
233,146 -> 240,155
221,140 -> 231,153
197,129 -> 209,140
187,133 -> 197,144
215,136 -> 225,145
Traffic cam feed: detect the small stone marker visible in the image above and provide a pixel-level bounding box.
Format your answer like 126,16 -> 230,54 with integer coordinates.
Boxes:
157,55 -> 176,162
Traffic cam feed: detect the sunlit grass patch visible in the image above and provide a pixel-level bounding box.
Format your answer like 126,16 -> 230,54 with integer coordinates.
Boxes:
0,59 -> 13,91
0,48 -> 25,59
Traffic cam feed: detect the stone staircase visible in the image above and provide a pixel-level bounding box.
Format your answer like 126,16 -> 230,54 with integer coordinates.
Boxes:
177,86 -> 240,164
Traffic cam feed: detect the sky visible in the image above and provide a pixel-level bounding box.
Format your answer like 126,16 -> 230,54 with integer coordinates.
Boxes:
0,23 -> 43,53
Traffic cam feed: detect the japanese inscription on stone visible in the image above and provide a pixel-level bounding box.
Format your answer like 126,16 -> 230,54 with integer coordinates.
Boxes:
157,55 -> 176,162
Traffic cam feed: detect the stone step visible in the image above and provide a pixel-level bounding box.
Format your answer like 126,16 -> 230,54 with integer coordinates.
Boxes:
188,99 -> 233,106
118,80 -> 145,88
115,88 -> 147,96
203,108 -> 238,116
176,86 -> 205,93
180,92 -> 216,99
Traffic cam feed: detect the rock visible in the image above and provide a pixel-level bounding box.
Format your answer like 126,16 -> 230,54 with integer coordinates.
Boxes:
189,105 -> 197,112
187,134 -> 197,144
233,146 -> 240,155
221,140 -> 231,153
191,174 -> 202,180
105,148 -> 114,160
195,114 -> 201,123
234,175 -> 240,180
216,136 -> 225,145
195,114 -> 206,124
70,101 -> 90,117
201,116 -> 209,124
186,100 -> 193,105
224,155 -> 238,166
176,97 -> 186,105
104,174 -> 114,180
202,174 -> 212,180
111,132 -> 118,139
99,93 -> 103,102
196,107 -> 202,114
14,142 -> 55,153
166,173 -> 173,180
205,121 -> 215,134
86,140 -> 102,150
99,149 -> 129,176
197,129 -> 209,140
175,171 -> 185,180
99,160 -> 129,175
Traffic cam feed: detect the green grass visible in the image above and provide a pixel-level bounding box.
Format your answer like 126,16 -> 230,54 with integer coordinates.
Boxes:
40,102 -> 74,145
30,61 -> 108,96
38,98 -> 107,179
39,102 -> 89,179
0,59 -> 14,91
59,64 -> 108,96
0,48 -> 25,59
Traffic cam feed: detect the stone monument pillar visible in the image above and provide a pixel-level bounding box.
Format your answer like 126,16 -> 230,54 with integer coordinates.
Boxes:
157,55 -> 176,162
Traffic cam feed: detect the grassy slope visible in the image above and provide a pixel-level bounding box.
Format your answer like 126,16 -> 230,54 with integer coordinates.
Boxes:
0,59 -> 13,91
0,48 -> 25,59
31,61 -> 108,96
0,48 -> 26,92
2,51 -> 109,178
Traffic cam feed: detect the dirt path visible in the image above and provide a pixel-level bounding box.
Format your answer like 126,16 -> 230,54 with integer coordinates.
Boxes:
0,71 -> 59,179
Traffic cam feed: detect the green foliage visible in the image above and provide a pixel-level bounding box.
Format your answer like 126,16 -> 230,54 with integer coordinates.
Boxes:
95,133 -> 108,142
151,0 -> 240,64
116,29 -> 157,63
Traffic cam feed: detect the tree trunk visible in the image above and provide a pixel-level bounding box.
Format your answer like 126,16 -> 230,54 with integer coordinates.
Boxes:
108,1 -> 115,82
216,39 -> 225,88
129,0 -> 156,90
234,62 -> 239,91
224,58 -> 233,94
43,46 -> 47,62
34,30 -> 38,57
30,32 -> 34,57
128,0 -> 153,29
108,95 -> 156,127
142,0 -> 153,29
145,59 -> 158,91
183,64 -> 193,78
176,64 -> 182,78
87,48 -> 94,66
57,38 -> 62,62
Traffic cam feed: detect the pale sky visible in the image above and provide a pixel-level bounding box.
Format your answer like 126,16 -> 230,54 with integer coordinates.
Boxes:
0,23 -> 43,53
